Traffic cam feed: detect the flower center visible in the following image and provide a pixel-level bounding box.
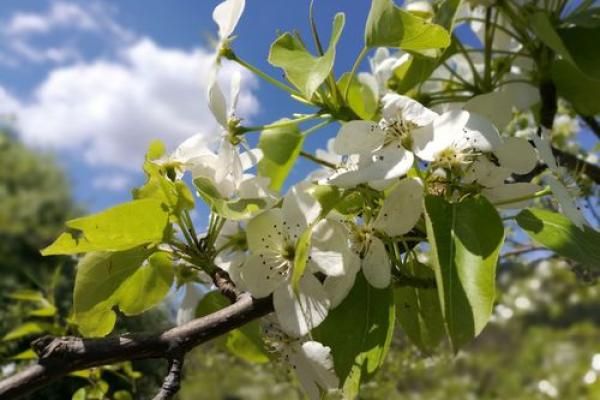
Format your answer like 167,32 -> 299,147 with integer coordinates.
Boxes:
380,118 -> 417,149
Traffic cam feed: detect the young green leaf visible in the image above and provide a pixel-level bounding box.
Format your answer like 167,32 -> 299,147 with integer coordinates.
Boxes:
2,322 -> 54,341
73,248 -> 174,337
365,0 -> 450,50
313,271 -> 395,398
395,260 -> 445,353
41,199 -> 170,255
516,208 -> 600,270
268,13 -> 345,99
337,73 -> 378,120
193,177 -> 267,220
258,120 -> 304,191
424,195 -> 504,351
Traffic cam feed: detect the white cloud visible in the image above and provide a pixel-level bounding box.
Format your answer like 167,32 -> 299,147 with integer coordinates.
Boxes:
1,1 -> 135,65
12,38 -> 259,170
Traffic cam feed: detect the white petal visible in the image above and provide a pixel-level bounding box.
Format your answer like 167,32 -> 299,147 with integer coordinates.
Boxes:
176,283 -> 203,326
500,81 -> 540,110
372,145 -> 415,180
362,237 -> 391,289
323,256 -> 360,308
546,175 -> 588,229
464,91 -> 514,129
456,112 -> 502,152
531,128 -> 559,173
240,253 -> 287,298
290,341 -> 339,396
215,252 -> 246,290
483,183 -> 541,209
494,137 -> 538,175
237,175 -> 277,206
246,208 -> 286,252
382,93 -> 439,127
463,158 -> 511,187
229,70 -> 241,115
239,148 -> 263,170
274,274 -> 330,337
310,219 -> 354,277
333,121 -> 385,155
282,184 -> 322,237
207,76 -> 228,128
212,0 -> 245,40
171,133 -> 212,164
374,177 -> 424,236
412,110 -> 469,162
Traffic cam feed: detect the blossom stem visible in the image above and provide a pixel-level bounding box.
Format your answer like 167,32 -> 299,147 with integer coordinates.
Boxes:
228,53 -> 304,98
492,186 -> 552,207
343,46 -> 369,100
239,113 -> 328,133
302,119 -> 334,137
299,151 -> 336,169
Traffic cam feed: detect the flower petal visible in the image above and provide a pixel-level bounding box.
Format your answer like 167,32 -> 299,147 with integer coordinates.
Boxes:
207,76 -> 228,128
546,175 -> 588,229
333,120 -> 385,155
483,183 -> 541,209
274,274 -> 330,337
382,93 -> 438,127
289,341 -> 339,399
494,137 -> 538,175
374,177 -> 424,236
311,219 -> 356,277
212,0 -> 245,40
464,91 -> 514,129
362,237 -> 391,288
456,112 -> 502,153
531,128 -> 559,173
246,208 -> 286,252
176,283 -> 203,326
412,110 -> 469,162
241,253 -> 287,298
323,256 -> 360,308
282,183 -> 322,238
239,148 -> 263,170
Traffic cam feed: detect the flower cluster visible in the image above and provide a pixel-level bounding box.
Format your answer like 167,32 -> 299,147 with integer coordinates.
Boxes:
155,0 -> 593,398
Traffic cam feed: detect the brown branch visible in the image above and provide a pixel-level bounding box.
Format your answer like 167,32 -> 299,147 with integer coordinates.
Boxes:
152,356 -> 184,400
582,116 -> 600,140
0,293 -> 273,399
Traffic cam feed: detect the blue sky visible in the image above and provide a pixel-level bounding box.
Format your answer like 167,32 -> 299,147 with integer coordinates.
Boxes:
0,1 -> 383,214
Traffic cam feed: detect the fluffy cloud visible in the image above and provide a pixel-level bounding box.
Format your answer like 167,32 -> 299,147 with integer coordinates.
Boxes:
1,1 -> 134,65
9,38 -> 258,170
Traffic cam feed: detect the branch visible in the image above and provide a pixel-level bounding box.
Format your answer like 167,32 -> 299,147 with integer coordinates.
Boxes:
0,293 -> 273,399
582,116 -> 600,140
152,356 -> 184,400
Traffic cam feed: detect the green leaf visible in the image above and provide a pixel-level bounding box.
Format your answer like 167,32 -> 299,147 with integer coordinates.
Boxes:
74,248 -> 174,337
307,185 -> 364,216
41,199 -> 169,255
530,11 -> 575,65
196,291 -> 269,363
193,177 -> 267,220
557,26 -> 600,80
2,322 -> 52,341
365,0 -> 450,50
395,260 -> 445,353
552,60 -> 600,115
291,226 -> 314,292
10,349 -> 38,360
258,120 -> 304,191
145,139 -> 166,161
531,11 -> 600,80
424,195 -> 504,351
268,13 -> 345,99
337,73 -> 378,120
516,208 -> 600,270
314,271 -> 395,398
6,289 -> 46,302
28,306 -> 57,317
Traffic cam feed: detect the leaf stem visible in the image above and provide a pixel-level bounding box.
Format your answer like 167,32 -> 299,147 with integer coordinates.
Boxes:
344,46 -> 369,100
299,151 -> 336,169
492,186 -> 552,207
302,119 -> 334,137
239,113 -> 328,133
228,53 -> 303,98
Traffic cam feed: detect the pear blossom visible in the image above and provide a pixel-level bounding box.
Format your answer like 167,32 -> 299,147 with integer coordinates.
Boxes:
368,48 -> 410,95
211,0 -> 245,64
265,322 -> 339,399
214,220 -> 247,290
240,185 -> 355,337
